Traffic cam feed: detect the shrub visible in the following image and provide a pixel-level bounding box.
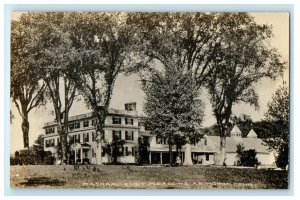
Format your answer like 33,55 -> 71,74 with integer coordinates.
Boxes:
236,144 -> 259,167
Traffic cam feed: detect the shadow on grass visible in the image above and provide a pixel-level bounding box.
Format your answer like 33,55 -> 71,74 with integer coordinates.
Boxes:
20,177 -> 65,187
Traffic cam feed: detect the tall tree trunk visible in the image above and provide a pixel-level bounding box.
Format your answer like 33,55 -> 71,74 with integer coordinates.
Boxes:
63,77 -> 69,164
95,121 -> 105,165
21,111 -> 29,150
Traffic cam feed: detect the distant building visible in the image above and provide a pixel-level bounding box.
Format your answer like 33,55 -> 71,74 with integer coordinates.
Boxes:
43,106 -> 276,166
208,125 -> 276,166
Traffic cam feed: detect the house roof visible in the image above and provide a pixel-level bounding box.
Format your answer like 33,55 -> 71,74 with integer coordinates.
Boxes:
230,125 -> 242,134
44,108 -> 139,127
247,129 -> 258,138
207,136 -> 271,154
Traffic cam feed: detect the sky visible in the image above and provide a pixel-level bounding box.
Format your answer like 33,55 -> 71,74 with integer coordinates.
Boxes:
10,12 -> 289,154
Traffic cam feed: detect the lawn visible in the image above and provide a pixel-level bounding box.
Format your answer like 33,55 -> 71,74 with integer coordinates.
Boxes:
10,165 -> 288,189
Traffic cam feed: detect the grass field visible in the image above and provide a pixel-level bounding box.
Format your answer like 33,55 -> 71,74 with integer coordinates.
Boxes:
10,165 -> 288,189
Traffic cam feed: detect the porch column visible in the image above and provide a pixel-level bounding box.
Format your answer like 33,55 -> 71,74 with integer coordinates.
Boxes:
80,148 -> 83,164
160,152 -> 162,164
149,152 -> 152,164
74,149 -> 76,163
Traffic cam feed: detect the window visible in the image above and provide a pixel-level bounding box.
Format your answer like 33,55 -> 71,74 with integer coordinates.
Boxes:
83,133 -> 89,142
92,119 -> 98,126
69,123 -> 74,130
131,147 -> 135,156
156,137 -> 162,144
125,118 -> 134,125
112,117 -> 121,124
75,122 -> 80,129
46,127 -> 55,134
206,154 -> 209,161
51,139 -> 55,147
57,138 -> 60,146
69,135 -> 74,144
92,148 -> 96,158
83,120 -> 89,127
204,139 -> 207,145
74,134 -> 80,143
125,131 -> 134,140
92,132 -> 96,141
125,146 -> 129,156
45,140 -> 49,148
113,130 -> 121,141
156,137 -> 166,144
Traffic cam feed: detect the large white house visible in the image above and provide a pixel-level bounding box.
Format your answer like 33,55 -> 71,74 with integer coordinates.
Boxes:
43,104 -> 276,166
43,102 -> 143,165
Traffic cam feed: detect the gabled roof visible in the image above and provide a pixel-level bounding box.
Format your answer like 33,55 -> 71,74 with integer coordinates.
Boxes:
207,136 -> 271,154
247,129 -> 258,138
230,125 -> 242,135
191,138 -> 216,153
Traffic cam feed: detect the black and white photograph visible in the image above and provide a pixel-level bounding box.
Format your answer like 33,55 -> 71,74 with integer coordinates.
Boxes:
9,11 -> 289,189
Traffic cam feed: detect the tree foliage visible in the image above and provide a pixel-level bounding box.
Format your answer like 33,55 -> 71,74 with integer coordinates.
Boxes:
264,82 -> 289,168
11,15 -> 47,149
142,68 -> 204,164
205,13 -> 286,164
22,12 -> 78,164
63,12 -> 137,164
127,12 -> 225,88
236,143 -> 259,167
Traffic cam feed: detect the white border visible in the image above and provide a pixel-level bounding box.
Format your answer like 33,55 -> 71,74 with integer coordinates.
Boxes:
1,1 -> 299,200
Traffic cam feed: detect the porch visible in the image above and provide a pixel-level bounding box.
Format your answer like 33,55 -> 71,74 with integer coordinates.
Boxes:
71,143 -> 91,164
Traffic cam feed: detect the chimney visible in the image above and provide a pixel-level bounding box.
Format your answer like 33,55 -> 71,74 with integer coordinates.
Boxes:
125,102 -> 136,111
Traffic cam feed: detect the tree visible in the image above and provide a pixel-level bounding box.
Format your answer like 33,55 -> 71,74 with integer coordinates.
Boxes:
205,13 -> 285,165
103,139 -> 126,164
24,12 -> 77,164
136,137 -> 149,165
127,12 -> 224,89
142,68 -> 204,165
128,13 -> 226,165
65,12 -> 137,165
236,144 -> 259,167
11,16 -> 46,149
264,82 -> 289,168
